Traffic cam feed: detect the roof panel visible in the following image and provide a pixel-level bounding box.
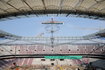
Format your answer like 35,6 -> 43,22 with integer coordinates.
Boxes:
8,0 -> 30,11
62,0 -> 79,8
45,0 -> 61,6
61,0 -> 78,10
92,1 -> 105,10
26,0 -> 43,7
6,8 -> 17,13
0,2 -> 7,9
101,9 -> 105,13
0,1 -> 12,11
89,8 -> 99,13
0,8 -> 8,13
80,0 -> 96,9
61,6 -> 73,10
8,0 -> 23,7
25,0 -> 44,10
0,1 -> 17,13
45,0 -> 61,10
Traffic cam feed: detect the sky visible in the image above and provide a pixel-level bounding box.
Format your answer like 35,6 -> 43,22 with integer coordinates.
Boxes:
0,16 -> 105,37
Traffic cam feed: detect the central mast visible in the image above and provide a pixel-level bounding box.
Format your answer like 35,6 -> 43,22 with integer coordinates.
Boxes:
42,18 -> 63,47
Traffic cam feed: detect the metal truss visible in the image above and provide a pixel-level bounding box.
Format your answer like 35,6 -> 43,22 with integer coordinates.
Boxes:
0,29 -> 105,45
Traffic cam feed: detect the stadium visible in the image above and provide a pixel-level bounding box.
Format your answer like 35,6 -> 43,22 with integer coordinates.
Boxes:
0,0 -> 105,70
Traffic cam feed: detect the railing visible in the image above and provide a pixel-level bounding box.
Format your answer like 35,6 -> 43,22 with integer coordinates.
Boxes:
0,44 -> 105,56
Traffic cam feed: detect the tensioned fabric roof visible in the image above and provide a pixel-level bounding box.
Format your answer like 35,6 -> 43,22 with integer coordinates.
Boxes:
0,0 -> 105,20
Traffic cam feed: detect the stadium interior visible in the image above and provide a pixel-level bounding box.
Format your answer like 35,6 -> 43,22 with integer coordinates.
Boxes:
0,0 -> 105,70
